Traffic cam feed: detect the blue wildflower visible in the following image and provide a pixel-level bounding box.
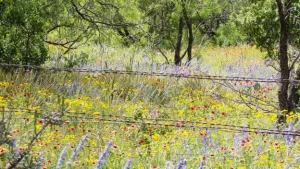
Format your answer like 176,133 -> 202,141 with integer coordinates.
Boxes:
56,146 -> 67,169
122,158 -> 133,169
95,140 -> 113,169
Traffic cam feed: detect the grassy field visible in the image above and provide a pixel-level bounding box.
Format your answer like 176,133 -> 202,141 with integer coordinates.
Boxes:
0,46 -> 299,169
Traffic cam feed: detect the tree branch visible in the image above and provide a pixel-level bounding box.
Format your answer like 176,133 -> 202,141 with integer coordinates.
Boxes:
47,24 -> 73,34
71,1 -> 135,27
289,51 -> 300,72
45,40 -> 78,49
45,26 -> 91,53
158,48 -> 170,64
180,48 -> 188,60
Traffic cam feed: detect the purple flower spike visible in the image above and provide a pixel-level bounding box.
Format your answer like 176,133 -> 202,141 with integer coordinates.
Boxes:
177,157 -> 186,169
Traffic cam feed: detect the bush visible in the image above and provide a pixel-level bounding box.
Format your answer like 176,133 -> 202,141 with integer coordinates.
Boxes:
0,0 -> 48,65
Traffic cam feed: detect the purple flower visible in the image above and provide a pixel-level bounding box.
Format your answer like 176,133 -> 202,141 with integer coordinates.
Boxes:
122,159 -> 133,169
95,140 -> 113,169
177,157 -> 186,169
202,134 -> 208,155
67,135 -> 89,165
241,126 -> 247,139
56,146 -> 67,169
233,134 -> 240,149
199,159 -> 205,169
256,145 -> 262,156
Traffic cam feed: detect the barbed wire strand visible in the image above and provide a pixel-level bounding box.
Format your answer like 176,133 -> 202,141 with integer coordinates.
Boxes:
11,116 -> 300,136
7,114 -> 300,136
3,107 -> 298,135
61,118 -> 300,136
0,63 -> 297,83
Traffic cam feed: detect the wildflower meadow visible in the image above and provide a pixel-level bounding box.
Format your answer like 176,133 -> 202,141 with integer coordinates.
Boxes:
0,46 -> 300,169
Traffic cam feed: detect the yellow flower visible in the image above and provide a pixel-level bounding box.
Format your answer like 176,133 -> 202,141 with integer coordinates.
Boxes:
89,139 -> 97,147
100,101 -> 108,109
152,134 -> 160,141
141,108 -> 148,113
93,112 -> 100,116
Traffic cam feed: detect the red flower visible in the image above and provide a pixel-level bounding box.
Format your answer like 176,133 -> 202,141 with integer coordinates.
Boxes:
70,126 -> 76,131
37,119 -> 44,124
199,132 -> 206,136
246,137 -> 251,142
221,112 -> 226,116
139,139 -> 145,144
221,147 -> 227,151
190,106 -> 195,111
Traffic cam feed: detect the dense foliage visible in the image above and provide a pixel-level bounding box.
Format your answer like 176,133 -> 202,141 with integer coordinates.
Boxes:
0,0 -> 256,65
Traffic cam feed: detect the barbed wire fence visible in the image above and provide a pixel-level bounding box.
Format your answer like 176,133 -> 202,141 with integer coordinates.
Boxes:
1,64 -> 298,132
2,107 -> 300,137
0,63 -> 294,133
0,63 -> 296,83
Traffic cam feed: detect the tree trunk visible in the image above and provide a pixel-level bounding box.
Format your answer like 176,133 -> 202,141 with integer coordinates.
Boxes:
174,16 -> 184,65
276,0 -> 291,124
182,4 -> 194,66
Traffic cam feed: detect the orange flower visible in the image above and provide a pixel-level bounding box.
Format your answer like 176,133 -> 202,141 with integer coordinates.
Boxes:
13,129 -> 20,133
0,148 -> 7,154
130,124 -> 136,129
